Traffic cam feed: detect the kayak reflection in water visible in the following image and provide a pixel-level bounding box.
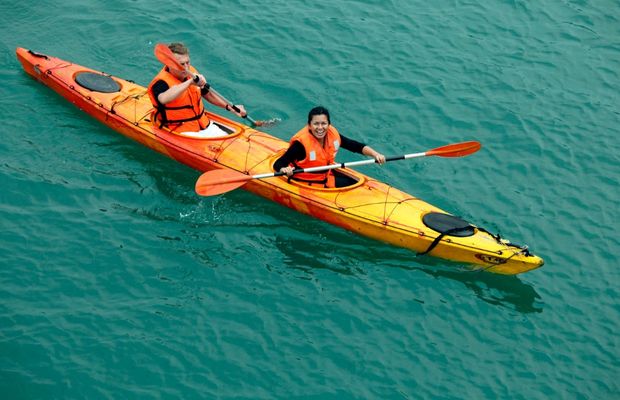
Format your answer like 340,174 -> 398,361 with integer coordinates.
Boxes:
274,106 -> 386,188
147,42 -> 247,137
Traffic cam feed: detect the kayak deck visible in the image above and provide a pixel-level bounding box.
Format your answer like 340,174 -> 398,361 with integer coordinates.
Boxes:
16,47 -> 544,274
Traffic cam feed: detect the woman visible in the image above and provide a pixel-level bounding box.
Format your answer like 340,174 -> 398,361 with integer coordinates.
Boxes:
274,106 -> 386,187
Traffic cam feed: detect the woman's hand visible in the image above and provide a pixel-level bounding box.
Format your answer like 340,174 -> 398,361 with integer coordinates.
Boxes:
363,146 -> 386,164
279,166 -> 295,177
373,152 -> 386,164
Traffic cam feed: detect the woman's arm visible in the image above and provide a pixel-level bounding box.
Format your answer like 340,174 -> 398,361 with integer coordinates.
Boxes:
340,134 -> 385,164
273,141 -> 306,173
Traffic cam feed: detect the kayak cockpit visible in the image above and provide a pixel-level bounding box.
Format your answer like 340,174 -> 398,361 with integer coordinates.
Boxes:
154,111 -> 245,139
280,168 -> 366,191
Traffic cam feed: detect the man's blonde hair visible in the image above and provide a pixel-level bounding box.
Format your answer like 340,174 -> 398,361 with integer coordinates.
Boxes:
168,42 -> 189,55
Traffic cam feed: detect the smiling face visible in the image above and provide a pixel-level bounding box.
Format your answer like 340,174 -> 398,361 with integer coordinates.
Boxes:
308,114 -> 330,142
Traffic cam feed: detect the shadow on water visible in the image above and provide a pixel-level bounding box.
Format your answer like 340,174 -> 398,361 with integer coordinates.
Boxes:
401,262 -> 544,314
278,242 -> 365,278
272,230 -> 544,314
110,141 -> 199,200
366,242 -> 544,314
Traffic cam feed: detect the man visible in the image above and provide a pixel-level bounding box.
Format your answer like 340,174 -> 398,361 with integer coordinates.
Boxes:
148,42 -> 246,137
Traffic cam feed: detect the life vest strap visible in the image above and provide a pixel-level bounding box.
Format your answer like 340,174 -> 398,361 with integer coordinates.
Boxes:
155,106 -> 206,128
288,175 -> 328,187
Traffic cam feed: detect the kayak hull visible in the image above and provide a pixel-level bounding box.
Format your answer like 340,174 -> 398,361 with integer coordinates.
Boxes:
16,47 -> 544,274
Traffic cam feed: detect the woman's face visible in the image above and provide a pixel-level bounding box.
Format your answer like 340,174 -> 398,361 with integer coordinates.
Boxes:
309,114 -> 329,141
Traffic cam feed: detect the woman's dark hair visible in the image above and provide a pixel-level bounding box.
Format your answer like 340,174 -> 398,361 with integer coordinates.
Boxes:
308,106 -> 330,124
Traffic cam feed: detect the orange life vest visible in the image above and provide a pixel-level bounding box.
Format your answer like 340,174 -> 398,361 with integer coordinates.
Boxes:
288,125 -> 341,187
147,66 -> 210,132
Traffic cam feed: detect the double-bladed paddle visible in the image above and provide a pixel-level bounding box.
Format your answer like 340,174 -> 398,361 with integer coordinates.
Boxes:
195,141 -> 481,196
153,43 -> 279,127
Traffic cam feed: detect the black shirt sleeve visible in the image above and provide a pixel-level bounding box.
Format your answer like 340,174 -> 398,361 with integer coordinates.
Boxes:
201,83 -> 211,96
273,141 -> 306,171
339,134 -> 366,154
151,80 -> 169,105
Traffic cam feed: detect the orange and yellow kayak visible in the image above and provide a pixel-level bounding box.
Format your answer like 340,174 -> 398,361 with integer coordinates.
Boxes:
16,47 -> 544,274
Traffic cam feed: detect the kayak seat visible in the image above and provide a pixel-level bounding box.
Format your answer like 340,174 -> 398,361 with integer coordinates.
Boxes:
213,122 -> 234,134
75,72 -> 121,93
334,170 -> 358,188
283,168 -> 362,190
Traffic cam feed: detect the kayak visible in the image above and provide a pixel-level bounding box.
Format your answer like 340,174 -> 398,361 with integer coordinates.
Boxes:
16,47 -> 544,274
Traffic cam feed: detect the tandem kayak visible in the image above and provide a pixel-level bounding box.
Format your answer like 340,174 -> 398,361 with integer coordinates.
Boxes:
16,47 -> 544,274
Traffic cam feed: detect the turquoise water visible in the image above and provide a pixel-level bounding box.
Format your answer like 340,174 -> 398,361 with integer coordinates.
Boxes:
2,0 -> 619,398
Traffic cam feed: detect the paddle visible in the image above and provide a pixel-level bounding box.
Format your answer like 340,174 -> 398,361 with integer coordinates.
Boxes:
153,43 -> 279,127
195,141 -> 481,196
